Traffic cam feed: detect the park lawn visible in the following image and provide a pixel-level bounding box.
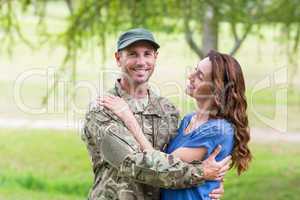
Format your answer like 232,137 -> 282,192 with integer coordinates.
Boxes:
0,128 -> 92,200
0,128 -> 299,200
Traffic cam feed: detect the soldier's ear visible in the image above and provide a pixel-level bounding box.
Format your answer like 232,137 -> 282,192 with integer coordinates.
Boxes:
154,51 -> 158,59
115,51 -> 122,67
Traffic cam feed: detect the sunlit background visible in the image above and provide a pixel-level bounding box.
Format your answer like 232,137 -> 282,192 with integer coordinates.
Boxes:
0,1 -> 299,200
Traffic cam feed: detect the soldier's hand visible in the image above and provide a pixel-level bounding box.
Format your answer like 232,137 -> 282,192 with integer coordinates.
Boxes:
202,145 -> 231,180
209,180 -> 224,200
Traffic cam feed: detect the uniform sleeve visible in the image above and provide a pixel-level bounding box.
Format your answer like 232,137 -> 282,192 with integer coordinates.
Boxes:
102,123 -> 205,189
118,149 -> 205,189
81,107 -> 141,170
81,106 -> 112,171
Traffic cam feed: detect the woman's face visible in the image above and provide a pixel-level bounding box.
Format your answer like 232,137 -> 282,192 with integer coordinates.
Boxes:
186,57 -> 213,101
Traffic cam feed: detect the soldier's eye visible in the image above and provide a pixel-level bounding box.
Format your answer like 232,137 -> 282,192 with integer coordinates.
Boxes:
144,51 -> 155,57
128,52 -> 137,57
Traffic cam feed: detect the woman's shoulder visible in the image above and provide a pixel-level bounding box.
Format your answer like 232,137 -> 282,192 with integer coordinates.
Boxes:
207,118 -> 235,136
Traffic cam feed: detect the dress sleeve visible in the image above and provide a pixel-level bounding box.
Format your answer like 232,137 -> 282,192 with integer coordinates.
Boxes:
181,120 -> 229,152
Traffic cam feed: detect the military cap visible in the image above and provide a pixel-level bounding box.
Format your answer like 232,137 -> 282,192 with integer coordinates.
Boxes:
117,28 -> 160,51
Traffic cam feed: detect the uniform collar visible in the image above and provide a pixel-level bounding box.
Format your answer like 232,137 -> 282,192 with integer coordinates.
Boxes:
111,79 -> 163,117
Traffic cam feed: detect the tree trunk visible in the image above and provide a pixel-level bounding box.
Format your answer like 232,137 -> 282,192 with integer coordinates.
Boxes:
202,4 -> 218,56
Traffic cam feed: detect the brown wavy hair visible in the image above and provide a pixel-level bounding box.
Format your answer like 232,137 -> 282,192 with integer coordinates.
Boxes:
207,50 -> 252,175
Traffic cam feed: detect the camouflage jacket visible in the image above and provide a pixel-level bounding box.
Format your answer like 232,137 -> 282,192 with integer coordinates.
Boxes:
81,80 -> 205,200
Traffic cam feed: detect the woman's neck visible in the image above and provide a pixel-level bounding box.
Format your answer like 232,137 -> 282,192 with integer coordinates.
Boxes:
194,110 -> 209,123
195,99 -> 213,121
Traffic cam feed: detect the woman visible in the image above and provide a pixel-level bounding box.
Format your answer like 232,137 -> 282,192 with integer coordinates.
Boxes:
99,50 -> 252,200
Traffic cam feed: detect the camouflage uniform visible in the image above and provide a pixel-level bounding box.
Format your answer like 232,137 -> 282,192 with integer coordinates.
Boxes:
82,79 -> 205,200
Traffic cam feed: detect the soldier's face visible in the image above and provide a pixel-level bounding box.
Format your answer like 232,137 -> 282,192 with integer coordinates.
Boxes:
115,41 -> 158,85
186,57 -> 213,100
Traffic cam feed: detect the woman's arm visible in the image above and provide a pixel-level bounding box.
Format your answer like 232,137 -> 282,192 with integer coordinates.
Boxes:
121,111 -> 154,151
172,147 -> 207,163
98,95 -> 153,151
98,95 -> 208,163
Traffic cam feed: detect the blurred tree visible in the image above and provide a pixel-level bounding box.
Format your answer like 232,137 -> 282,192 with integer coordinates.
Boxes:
0,0 -> 299,102
267,0 -> 300,90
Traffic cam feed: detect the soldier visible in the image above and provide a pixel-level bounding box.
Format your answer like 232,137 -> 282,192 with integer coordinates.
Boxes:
82,28 -> 231,200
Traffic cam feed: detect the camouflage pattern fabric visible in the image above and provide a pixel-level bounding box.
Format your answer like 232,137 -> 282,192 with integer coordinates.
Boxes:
81,79 -> 205,200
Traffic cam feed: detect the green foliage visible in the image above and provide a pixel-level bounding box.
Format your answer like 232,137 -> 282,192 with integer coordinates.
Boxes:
0,0 -> 300,104
2,0 -> 299,61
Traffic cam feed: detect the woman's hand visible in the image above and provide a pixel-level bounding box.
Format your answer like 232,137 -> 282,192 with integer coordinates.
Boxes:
97,95 -> 154,151
97,95 -> 133,121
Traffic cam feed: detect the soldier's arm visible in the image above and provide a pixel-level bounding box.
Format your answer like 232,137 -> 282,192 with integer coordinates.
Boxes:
99,121 -> 206,189
81,107 -> 111,172
116,138 -> 230,190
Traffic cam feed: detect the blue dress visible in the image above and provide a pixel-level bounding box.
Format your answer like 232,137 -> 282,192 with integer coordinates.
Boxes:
161,113 -> 235,200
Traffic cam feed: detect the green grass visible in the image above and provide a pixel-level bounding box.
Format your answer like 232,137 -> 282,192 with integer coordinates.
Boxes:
0,128 -> 299,200
0,128 -> 92,200
224,143 -> 300,200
